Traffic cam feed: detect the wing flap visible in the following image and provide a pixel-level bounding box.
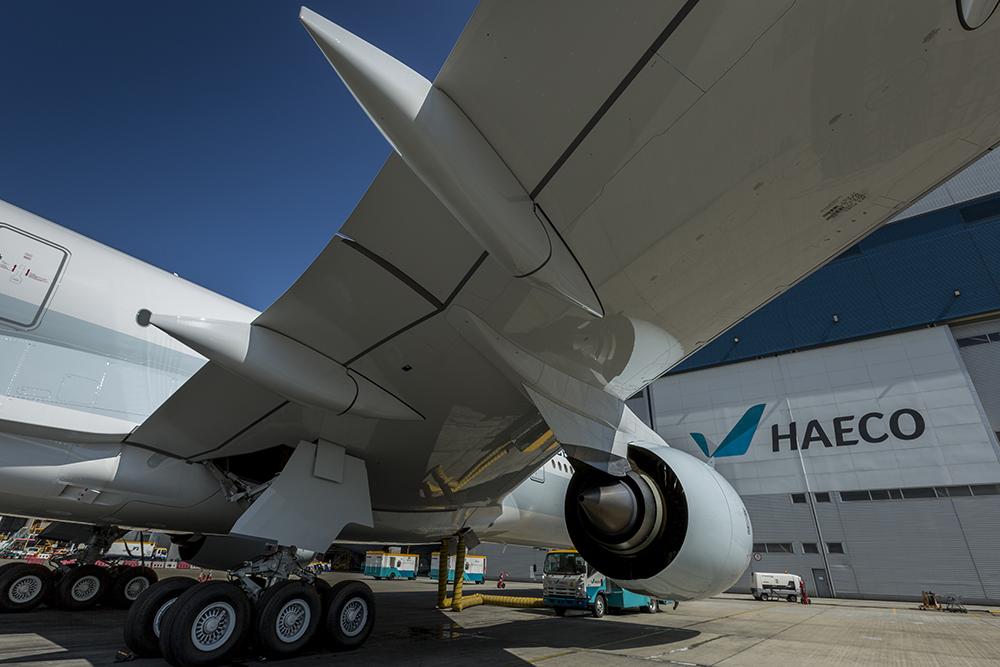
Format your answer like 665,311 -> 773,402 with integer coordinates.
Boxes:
437,0 -> 691,191
340,156 -> 484,304
255,235 -> 440,365
126,362 -> 286,460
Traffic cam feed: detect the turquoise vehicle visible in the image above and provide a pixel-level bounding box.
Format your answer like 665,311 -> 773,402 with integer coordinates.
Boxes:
363,551 -> 417,580
542,549 -> 665,617
428,552 -> 486,584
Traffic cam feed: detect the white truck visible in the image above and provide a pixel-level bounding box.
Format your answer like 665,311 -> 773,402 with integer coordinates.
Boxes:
104,540 -> 159,559
751,572 -> 803,602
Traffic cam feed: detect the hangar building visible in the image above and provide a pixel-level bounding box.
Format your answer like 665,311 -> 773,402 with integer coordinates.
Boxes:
627,149 -> 1000,603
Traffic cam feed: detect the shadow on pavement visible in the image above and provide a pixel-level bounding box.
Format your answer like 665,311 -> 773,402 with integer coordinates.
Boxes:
0,586 -> 699,666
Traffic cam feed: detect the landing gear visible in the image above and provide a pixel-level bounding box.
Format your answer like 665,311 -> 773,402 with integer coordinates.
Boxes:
253,580 -> 321,657
53,563 -> 109,610
644,598 -> 659,613
0,563 -> 51,612
124,577 -> 197,656
323,580 -> 375,651
107,566 -> 158,608
127,546 -> 376,667
159,581 -> 251,667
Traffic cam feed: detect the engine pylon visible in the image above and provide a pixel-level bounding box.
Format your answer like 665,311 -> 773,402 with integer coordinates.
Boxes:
299,7 -> 603,317
145,313 -> 421,421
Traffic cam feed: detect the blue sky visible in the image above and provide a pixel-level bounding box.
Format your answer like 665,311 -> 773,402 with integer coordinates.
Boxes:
0,1 -> 476,309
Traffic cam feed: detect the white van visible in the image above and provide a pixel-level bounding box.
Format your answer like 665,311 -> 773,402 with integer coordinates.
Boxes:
751,572 -> 803,602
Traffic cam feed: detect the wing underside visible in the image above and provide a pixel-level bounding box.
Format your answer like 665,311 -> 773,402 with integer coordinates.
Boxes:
128,1 -> 1000,510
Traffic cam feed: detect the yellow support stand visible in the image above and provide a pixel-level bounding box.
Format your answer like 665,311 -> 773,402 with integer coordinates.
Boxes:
451,533 -> 466,612
436,537 -> 451,609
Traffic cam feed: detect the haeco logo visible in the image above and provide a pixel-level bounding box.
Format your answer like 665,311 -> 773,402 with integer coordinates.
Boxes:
691,404 -> 926,458
691,404 -> 766,459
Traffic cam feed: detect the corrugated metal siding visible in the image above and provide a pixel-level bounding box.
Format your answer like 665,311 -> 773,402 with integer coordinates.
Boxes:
892,149 -> 1000,221
727,492 -> 1000,602
673,194 -> 1000,374
743,494 -> 821,542
470,543 -> 546,583
835,498 -> 985,600
741,494 -> 818,592
951,318 -> 1000,339
951,496 -> 1000,600
954,320 -> 1000,433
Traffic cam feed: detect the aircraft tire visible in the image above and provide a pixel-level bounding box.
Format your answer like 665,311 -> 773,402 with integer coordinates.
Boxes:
107,566 -> 158,609
54,564 -> 109,610
253,580 -> 321,658
123,576 -> 197,656
0,563 -> 51,612
322,580 -> 375,651
159,581 -> 250,667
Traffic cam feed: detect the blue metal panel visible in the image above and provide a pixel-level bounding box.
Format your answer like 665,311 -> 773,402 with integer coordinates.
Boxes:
781,255 -> 891,347
673,193 -> 1000,374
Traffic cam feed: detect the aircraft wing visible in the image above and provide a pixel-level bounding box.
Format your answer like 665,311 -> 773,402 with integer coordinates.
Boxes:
128,1 -> 1000,510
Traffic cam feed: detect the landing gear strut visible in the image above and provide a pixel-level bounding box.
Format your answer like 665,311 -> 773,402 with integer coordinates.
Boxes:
125,546 -> 376,667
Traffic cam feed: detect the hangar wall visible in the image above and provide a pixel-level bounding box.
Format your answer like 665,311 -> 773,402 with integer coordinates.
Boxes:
649,323 -> 1000,602
625,152 -> 1000,603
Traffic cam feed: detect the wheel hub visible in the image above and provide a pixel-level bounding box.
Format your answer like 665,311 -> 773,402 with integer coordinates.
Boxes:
153,598 -> 177,638
72,575 -> 100,602
275,599 -> 310,643
8,575 -> 42,603
124,576 -> 149,600
340,598 -> 367,637
191,601 -> 236,651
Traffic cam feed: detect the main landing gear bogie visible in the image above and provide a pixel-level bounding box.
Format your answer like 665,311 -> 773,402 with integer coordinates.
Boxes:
0,561 -> 158,612
124,575 -> 376,666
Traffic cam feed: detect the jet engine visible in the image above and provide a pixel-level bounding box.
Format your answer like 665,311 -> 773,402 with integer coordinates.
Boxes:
565,445 -> 752,600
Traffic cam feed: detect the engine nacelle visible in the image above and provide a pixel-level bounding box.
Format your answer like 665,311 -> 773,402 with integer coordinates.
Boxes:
565,445 -> 752,600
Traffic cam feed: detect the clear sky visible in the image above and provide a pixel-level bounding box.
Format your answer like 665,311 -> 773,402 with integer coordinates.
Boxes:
0,1 -> 476,310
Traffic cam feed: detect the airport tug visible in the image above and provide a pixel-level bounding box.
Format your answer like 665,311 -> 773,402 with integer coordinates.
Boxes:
542,550 -> 665,617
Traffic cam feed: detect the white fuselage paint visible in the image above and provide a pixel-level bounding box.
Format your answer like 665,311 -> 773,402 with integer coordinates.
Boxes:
0,199 -> 569,544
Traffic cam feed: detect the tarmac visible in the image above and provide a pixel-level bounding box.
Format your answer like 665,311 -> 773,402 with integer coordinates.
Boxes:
2,571 -> 1000,666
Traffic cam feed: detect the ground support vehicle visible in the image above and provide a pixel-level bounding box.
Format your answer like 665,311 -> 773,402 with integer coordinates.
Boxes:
751,572 -> 803,602
363,551 -> 417,580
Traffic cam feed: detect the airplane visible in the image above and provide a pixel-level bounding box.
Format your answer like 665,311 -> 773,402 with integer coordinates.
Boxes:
1,1 -> 1000,665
